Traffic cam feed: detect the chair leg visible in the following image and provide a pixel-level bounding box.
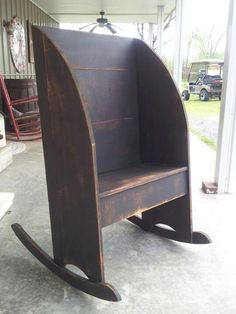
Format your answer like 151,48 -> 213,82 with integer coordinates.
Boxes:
11,224 -> 121,302
127,196 -> 211,244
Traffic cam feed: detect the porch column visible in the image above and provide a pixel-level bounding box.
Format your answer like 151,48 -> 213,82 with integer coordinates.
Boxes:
215,0 -> 236,193
149,23 -> 154,49
173,0 -> 185,89
156,5 -> 164,56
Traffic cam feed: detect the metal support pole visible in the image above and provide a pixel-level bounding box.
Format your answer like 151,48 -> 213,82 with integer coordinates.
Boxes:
215,0 -> 236,193
173,0 -> 185,89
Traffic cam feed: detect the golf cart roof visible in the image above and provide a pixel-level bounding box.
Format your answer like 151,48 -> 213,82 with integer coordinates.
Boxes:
191,59 -> 224,65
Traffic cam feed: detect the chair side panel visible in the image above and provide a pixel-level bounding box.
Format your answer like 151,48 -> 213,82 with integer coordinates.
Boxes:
135,40 -> 189,166
32,27 -> 104,281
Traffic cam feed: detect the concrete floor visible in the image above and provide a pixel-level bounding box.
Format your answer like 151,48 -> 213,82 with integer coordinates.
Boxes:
0,136 -> 236,314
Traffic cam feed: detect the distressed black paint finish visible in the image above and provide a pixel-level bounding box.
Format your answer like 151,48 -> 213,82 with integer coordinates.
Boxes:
12,27 -> 211,302
99,165 -> 188,228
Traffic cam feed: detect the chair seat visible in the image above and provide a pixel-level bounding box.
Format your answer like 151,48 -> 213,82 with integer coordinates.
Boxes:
99,163 -> 187,197
98,163 -> 188,227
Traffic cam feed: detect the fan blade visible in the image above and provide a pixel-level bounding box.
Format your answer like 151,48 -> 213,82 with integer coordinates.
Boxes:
105,23 -> 117,34
79,23 -> 96,30
89,24 -> 98,33
109,23 -> 123,31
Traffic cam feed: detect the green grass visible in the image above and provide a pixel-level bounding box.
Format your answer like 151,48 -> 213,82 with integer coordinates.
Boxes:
182,89 -> 220,151
184,94 -> 220,117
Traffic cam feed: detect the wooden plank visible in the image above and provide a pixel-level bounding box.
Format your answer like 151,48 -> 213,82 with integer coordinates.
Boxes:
38,28 -> 136,70
100,171 -> 188,228
75,70 -> 138,123
94,118 -> 140,173
71,66 -> 128,71
99,164 -> 187,197
135,39 -> 189,165
73,49 -> 139,173
141,195 -> 192,242
32,26 -> 105,282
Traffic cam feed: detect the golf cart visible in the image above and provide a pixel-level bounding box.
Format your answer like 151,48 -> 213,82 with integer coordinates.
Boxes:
182,59 -> 224,101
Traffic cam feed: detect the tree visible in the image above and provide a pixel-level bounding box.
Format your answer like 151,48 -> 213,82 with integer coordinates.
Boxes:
193,27 -> 224,60
136,23 -> 145,40
184,31 -> 198,67
135,23 -> 157,49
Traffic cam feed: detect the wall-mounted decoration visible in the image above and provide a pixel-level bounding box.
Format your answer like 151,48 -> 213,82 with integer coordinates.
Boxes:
3,16 -> 26,73
27,20 -> 34,63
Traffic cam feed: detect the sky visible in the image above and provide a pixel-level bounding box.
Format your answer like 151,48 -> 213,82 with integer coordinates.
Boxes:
184,0 -> 229,33
163,0 -> 229,61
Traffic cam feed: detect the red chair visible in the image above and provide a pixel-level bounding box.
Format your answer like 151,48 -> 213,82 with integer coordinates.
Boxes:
0,73 -> 41,140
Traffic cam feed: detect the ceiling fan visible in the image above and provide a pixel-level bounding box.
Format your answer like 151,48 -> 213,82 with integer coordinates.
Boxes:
79,11 -> 120,34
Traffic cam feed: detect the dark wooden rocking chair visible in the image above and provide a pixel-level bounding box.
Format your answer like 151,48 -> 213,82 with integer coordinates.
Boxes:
12,27 -> 211,302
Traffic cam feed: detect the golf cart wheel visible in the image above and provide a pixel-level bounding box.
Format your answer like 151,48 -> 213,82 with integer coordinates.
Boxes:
182,90 -> 190,101
200,89 -> 209,101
